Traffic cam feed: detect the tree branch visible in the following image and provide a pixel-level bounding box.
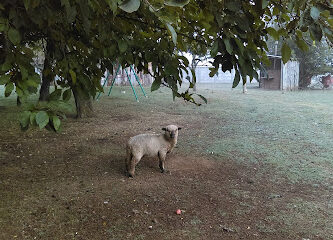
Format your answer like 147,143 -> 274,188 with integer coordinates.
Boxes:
117,15 -> 208,46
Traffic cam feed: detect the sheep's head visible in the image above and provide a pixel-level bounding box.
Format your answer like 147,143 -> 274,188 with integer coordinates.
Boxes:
162,125 -> 182,139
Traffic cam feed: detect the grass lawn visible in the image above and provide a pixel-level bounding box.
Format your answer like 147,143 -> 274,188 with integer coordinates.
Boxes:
0,83 -> 332,239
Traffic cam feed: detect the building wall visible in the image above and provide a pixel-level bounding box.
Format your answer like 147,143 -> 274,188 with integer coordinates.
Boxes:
259,58 -> 299,91
182,67 -> 258,84
282,61 -> 299,90
261,69 -> 281,90
192,67 -> 235,83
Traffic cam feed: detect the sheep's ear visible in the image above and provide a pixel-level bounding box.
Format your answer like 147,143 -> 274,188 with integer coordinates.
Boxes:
162,128 -> 167,131
178,127 -> 182,130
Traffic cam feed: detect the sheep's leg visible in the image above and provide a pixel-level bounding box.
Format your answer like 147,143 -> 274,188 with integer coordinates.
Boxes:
158,151 -> 167,173
128,156 -> 140,178
125,149 -> 132,175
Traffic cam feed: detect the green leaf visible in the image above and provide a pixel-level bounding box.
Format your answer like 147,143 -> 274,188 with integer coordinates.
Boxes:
20,111 -> 31,130
309,24 -> 323,42
223,38 -> 233,54
48,89 -> 62,101
31,0 -> 41,8
320,10 -> 330,18
27,75 -> 41,87
61,0 -> 69,7
156,8 -> 178,24
69,69 -> 76,84
19,65 -> 28,80
0,22 -> 5,32
30,112 -> 37,125
266,27 -> 279,40
235,16 -> 250,31
235,38 -> 244,54
61,1 -> 77,24
16,87 -> 24,97
0,74 -> 10,85
277,28 -> 287,37
328,19 -> 333,28
52,115 -> 61,131
262,0 -> 269,9
209,67 -> 218,77
148,0 -> 164,11
225,1 -> 238,12
165,63 -> 178,76
295,37 -> 309,52
177,55 -> 189,66
106,0 -> 118,13
23,0 -> 30,10
281,42 -> 291,64
272,6 -> 279,15
310,7 -> 320,21
35,111 -> 49,129
281,13 -> 290,21
1,57 -> 12,72
118,40 -> 128,53
5,82 -> 14,97
296,29 -> 303,38
63,89 -> 71,101
196,94 -> 207,104
211,40 -> 219,57
164,0 -> 189,7
232,71 -> 240,88
8,28 -> 21,45
151,78 -> 161,91
119,0 -> 140,13
166,23 -> 177,45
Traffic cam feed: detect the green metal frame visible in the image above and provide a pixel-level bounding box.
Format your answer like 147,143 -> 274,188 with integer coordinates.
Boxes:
124,69 -> 139,101
107,64 -> 121,96
130,65 -> 147,98
96,64 -> 121,101
96,64 -> 147,101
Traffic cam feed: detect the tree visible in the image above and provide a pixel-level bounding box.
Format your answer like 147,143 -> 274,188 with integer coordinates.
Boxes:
294,40 -> 333,88
1,0 -> 333,131
266,36 -> 333,88
39,39 -> 56,101
184,42 -> 209,92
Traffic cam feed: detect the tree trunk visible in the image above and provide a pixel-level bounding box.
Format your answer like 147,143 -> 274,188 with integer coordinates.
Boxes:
298,61 -> 312,89
39,69 -> 51,101
17,97 -> 21,106
72,86 -> 94,118
191,56 -> 198,92
39,39 -> 54,101
243,83 -> 247,93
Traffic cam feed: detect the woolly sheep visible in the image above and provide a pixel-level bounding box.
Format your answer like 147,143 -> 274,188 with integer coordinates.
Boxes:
125,125 -> 182,177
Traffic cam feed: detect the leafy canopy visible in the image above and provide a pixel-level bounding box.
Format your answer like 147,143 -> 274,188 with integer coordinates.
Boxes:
0,0 -> 333,130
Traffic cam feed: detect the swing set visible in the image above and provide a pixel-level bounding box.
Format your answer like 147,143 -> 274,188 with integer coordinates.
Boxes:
96,64 -> 147,102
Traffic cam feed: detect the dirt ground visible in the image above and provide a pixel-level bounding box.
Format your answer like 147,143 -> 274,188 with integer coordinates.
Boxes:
1,85 -> 333,239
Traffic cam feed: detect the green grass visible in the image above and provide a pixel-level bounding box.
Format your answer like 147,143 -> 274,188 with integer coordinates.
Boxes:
1,82 -> 333,239
264,197 -> 333,236
93,83 -> 333,187
169,84 -> 333,186
1,83 -> 333,186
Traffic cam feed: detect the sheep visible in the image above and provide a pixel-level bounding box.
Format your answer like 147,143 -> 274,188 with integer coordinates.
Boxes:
125,125 -> 182,177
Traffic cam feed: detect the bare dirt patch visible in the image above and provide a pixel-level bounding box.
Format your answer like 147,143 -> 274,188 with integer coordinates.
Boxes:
1,88 -> 333,240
